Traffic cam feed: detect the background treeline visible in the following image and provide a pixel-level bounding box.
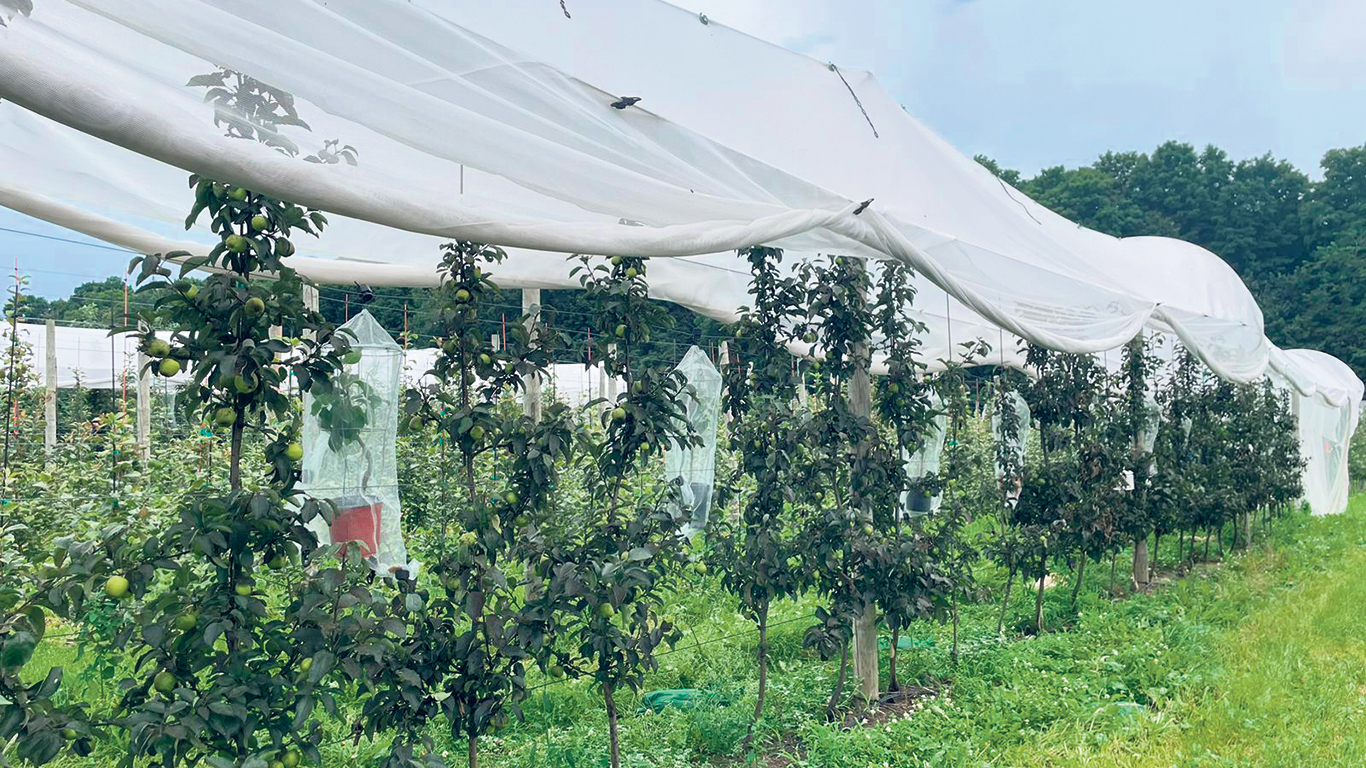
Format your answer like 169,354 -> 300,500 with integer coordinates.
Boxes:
15,140 -> 1366,378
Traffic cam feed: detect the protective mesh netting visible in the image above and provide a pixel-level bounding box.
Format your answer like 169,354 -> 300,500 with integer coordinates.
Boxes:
300,311 -> 414,575
1137,393 -> 1162,455
666,346 -> 722,537
992,390 -> 1031,506
901,391 -> 948,516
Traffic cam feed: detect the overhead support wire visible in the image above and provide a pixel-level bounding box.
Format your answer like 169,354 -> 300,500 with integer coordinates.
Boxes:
829,63 -> 879,139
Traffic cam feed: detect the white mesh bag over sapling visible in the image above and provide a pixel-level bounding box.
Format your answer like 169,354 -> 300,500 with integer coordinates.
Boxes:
301,311 -> 414,575
666,346 -> 722,537
901,391 -> 949,516
991,389 -> 1031,506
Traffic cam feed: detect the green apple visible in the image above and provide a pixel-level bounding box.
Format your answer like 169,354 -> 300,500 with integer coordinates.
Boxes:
284,443 -> 304,462
549,665 -> 565,678
276,239 -> 295,257
250,215 -> 269,232
214,407 -> 237,427
152,671 -> 176,693
232,374 -> 257,394
862,523 -> 875,536
597,604 -> 615,619
887,382 -> 900,393
244,297 -> 266,317
228,187 -> 248,201
503,490 -> 519,505
459,531 -> 478,547
632,380 -> 644,393
61,728 -> 78,740
234,583 -> 253,597
185,284 -> 200,299
615,323 -> 628,338
281,750 -> 301,768
479,353 -> 492,366
625,267 -> 638,279
695,562 -> 708,575
454,288 -> 471,303
469,425 -> 485,441
300,658 -> 313,675
611,256 -> 623,266
158,358 -> 181,377
271,761 -> 286,768
174,612 -> 198,632
225,234 -> 249,253
104,575 -> 130,599
148,339 -> 171,358
611,407 -> 627,421
268,554 -> 287,570
408,415 -> 425,431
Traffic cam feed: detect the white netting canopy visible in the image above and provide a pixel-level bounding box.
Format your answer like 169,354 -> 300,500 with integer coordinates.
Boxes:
0,0 -> 1358,512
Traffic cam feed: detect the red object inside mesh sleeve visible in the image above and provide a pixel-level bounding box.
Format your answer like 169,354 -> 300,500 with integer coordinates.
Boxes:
329,496 -> 382,558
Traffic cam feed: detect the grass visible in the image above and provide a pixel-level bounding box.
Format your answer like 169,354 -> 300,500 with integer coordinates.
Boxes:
26,497 -> 1366,767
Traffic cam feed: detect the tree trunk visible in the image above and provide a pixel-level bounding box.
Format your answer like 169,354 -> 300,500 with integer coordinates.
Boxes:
1109,549 -> 1118,596
1132,536 -> 1149,591
888,626 -> 900,692
951,595 -> 960,665
1033,552 -> 1047,634
826,641 -> 850,722
1152,533 -> 1161,576
468,734 -> 478,768
1238,512 -> 1251,550
604,682 -> 621,768
997,558 -> 1017,635
229,409 -> 244,491
753,602 -> 770,723
1204,528 -> 1211,560
1070,550 -> 1087,611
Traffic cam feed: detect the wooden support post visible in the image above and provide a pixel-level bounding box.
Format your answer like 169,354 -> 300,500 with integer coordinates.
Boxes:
717,341 -> 732,423
522,289 -> 542,423
598,361 -> 609,416
848,259 -> 879,703
302,285 -> 319,339
136,351 -> 151,466
44,320 -> 56,459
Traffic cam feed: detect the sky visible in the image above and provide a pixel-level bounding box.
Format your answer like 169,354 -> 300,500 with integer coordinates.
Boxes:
4,0 -> 1365,300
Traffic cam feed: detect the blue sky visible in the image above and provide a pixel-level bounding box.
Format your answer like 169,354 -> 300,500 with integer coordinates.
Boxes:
6,0 -> 1365,299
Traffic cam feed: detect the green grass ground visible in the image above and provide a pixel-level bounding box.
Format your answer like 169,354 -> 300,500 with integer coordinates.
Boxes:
29,497 -> 1366,767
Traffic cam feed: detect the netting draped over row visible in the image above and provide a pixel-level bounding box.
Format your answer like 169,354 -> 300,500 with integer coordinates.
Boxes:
0,0 -> 1358,512
300,311 -> 414,574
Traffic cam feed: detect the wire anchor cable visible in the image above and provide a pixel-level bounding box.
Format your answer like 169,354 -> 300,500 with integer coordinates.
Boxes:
829,63 -> 879,139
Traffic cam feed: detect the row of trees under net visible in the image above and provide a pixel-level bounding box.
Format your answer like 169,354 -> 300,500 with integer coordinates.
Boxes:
0,183 -> 1303,768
